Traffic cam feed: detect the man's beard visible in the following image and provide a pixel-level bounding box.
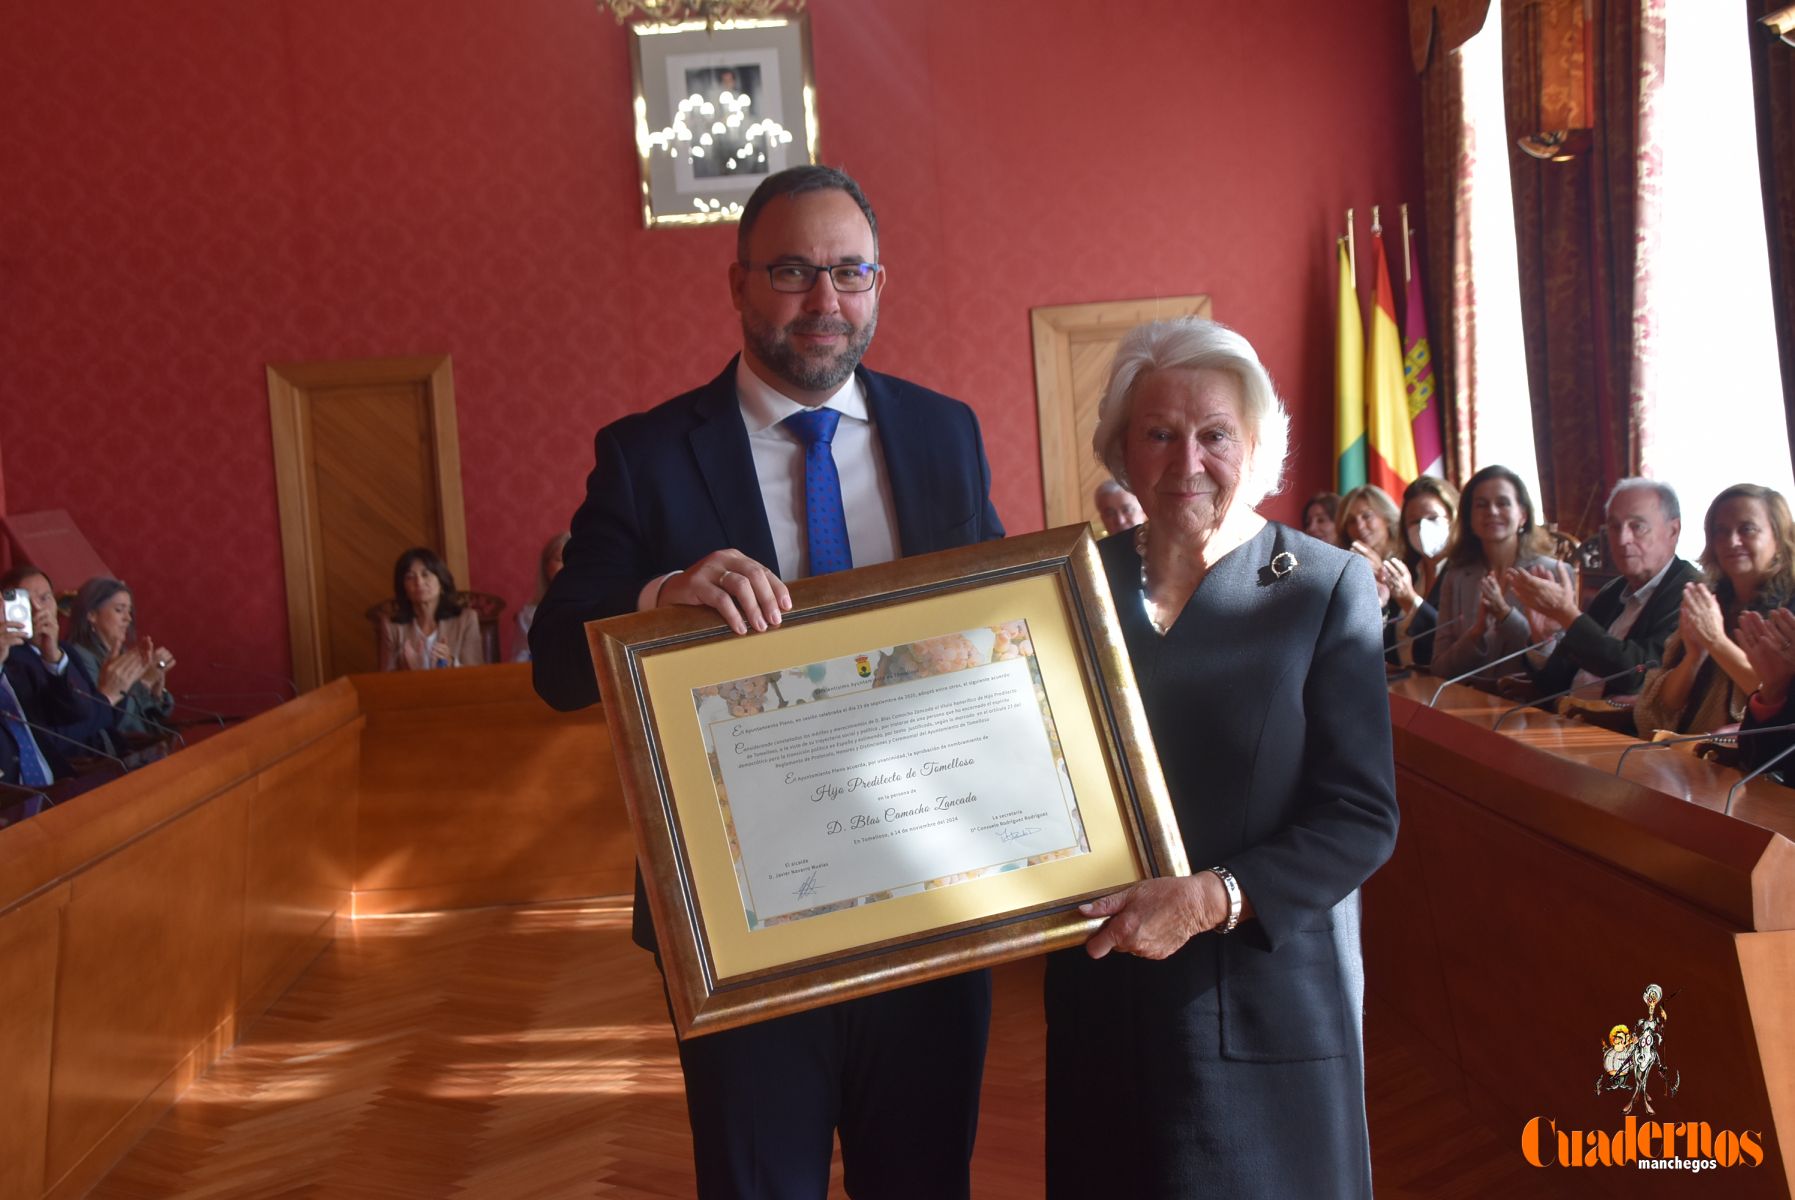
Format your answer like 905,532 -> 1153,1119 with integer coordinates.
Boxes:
742,308 -> 879,394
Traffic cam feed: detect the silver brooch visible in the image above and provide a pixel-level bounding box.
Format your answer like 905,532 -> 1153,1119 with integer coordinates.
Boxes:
1269,551 -> 1298,579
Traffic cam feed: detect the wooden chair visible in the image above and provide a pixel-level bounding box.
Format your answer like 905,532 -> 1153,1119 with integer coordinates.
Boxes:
365,591 -> 506,667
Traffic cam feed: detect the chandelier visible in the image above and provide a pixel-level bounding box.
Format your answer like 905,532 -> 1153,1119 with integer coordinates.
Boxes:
598,0 -> 806,28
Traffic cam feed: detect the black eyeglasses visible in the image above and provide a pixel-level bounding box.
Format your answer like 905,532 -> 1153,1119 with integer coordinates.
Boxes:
742,261 -> 881,293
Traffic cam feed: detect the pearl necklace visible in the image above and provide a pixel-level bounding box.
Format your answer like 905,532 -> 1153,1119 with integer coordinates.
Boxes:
1135,523 -> 1169,636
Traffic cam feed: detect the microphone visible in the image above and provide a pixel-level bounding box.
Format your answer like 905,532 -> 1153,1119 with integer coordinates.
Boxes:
1390,613 -> 1466,654
169,698 -> 232,728
1427,636 -> 1561,707
0,709 -> 130,774
136,711 -> 188,749
1491,661 -> 1658,731
180,690 -> 287,708
1725,741 -> 1795,814
207,661 -> 298,698
0,777 -> 53,823
1614,720 -> 1795,776
0,777 -> 52,804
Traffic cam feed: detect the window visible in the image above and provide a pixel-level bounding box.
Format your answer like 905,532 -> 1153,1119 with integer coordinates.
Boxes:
1648,0 -> 1792,558
1458,17 -> 1545,508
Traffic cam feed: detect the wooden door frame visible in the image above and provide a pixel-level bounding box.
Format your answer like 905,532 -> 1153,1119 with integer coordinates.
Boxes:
267,355 -> 467,692
1030,295 -> 1212,528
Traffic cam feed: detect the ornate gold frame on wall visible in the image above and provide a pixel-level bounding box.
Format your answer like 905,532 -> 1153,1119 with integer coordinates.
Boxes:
627,15 -> 819,228
588,527 -> 1187,1037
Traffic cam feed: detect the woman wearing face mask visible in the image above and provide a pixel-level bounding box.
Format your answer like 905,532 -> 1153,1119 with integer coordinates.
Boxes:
1383,476 -> 1460,669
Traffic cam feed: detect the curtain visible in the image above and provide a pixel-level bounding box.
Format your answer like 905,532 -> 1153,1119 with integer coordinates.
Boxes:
1748,0 -> 1795,473
1501,0 -> 1665,536
1412,0 -> 1491,483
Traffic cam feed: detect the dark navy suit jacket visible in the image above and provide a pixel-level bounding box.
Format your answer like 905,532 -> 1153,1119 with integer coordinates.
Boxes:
530,357 -> 1005,948
4,644 -> 120,776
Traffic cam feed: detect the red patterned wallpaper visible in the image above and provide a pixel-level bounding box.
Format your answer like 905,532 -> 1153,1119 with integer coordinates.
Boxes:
0,0 -> 1423,683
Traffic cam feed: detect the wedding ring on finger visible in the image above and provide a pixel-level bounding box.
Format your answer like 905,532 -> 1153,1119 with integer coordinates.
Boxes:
719,569 -> 735,585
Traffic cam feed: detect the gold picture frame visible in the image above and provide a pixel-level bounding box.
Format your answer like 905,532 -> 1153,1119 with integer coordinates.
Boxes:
589,526 -> 1187,1038
627,15 -> 820,228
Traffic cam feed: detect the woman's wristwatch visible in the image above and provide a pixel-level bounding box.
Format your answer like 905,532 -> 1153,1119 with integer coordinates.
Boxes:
1208,865 -> 1242,934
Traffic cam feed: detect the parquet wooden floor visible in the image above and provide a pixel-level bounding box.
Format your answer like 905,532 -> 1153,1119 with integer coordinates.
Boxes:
89,900 -> 1577,1198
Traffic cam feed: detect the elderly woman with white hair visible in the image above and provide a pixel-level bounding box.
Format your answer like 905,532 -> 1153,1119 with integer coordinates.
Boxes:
1045,317 -> 1399,1199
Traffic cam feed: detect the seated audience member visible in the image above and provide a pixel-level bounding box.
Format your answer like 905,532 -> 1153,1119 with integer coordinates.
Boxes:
67,578 -> 176,739
1093,479 -> 1145,535
1509,478 -> 1700,701
0,566 -> 129,768
1430,465 -> 1559,684
1302,490 -> 1341,545
1635,484 -> 1793,738
382,548 -> 486,671
1383,476 -> 1459,669
513,532 -> 570,663
1336,484 -> 1405,661
1737,607 -> 1795,779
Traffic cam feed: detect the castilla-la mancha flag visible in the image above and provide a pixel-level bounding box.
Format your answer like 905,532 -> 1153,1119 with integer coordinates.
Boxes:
1334,238 -> 1367,492
1365,230 -> 1418,495
1403,223 -> 1445,479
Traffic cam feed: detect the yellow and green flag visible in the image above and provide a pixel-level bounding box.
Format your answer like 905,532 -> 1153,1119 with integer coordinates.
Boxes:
1335,237 -> 1367,492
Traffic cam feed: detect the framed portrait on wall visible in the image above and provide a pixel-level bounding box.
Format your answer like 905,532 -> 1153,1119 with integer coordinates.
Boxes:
628,16 -> 819,228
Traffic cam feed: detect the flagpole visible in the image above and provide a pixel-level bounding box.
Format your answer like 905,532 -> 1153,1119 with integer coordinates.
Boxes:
1345,208 -> 1356,284
1371,204 -> 1382,237
1400,203 -> 1412,285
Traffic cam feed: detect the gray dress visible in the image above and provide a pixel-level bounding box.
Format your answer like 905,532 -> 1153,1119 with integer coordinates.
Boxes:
1044,523 -> 1399,1199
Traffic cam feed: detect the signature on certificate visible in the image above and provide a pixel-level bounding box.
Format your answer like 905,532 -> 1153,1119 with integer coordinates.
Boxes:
995,826 -> 1042,845
794,871 -> 822,900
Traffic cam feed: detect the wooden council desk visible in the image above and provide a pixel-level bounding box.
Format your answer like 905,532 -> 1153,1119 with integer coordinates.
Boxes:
1370,675 -> 1795,1195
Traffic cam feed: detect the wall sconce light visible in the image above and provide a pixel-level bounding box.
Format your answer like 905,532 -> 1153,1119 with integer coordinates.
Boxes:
1516,0 -> 1595,161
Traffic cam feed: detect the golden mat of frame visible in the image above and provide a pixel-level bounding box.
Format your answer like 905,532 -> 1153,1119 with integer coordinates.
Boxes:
589,526 -> 1186,1037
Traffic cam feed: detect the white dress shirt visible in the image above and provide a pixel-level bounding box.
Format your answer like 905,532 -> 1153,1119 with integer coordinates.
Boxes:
1569,555 -> 1678,693
638,360 -> 903,606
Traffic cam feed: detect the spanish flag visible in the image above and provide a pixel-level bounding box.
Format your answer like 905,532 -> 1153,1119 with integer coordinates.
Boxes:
1334,238 -> 1367,492
1365,230 -> 1418,494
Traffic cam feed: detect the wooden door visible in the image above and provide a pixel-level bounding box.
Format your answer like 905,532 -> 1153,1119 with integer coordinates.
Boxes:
1030,295 -> 1213,531
268,356 -> 467,690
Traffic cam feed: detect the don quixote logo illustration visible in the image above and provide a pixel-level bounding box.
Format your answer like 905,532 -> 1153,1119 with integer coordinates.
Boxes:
1520,983 -> 1766,1174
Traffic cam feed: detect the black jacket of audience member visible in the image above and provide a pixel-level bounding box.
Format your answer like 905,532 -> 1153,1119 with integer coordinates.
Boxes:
1742,694 -> 1795,780
1529,558 -> 1703,697
3,643 -> 120,775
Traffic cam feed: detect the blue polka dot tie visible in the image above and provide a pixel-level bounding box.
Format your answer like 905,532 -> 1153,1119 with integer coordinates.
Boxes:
0,676 -> 53,788
782,407 -> 853,576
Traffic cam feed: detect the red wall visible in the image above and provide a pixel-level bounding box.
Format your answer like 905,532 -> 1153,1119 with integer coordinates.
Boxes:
0,0 -> 1423,684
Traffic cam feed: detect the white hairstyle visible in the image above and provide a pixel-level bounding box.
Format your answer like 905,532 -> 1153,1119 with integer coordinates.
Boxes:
1090,317 -> 1291,511
1607,476 -> 1681,522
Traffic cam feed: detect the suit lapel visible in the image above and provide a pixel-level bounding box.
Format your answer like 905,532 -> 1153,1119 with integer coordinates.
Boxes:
687,358 -> 779,569
862,368 -> 933,555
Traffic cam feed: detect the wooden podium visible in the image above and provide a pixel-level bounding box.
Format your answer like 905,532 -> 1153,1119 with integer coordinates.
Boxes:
1369,676 -> 1795,1194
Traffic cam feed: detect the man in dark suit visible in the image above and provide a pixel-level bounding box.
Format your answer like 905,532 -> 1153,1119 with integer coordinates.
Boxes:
1,565 -> 124,776
530,165 -> 1002,1200
1511,478 -> 1699,700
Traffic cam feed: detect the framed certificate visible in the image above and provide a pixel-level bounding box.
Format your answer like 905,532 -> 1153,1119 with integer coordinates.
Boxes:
589,526 -> 1186,1037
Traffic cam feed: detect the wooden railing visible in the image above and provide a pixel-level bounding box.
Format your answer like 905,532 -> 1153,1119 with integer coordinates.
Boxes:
1368,677 -> 1795,1197
0,664 -> 628,1200
8,661 -> 1794,1197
